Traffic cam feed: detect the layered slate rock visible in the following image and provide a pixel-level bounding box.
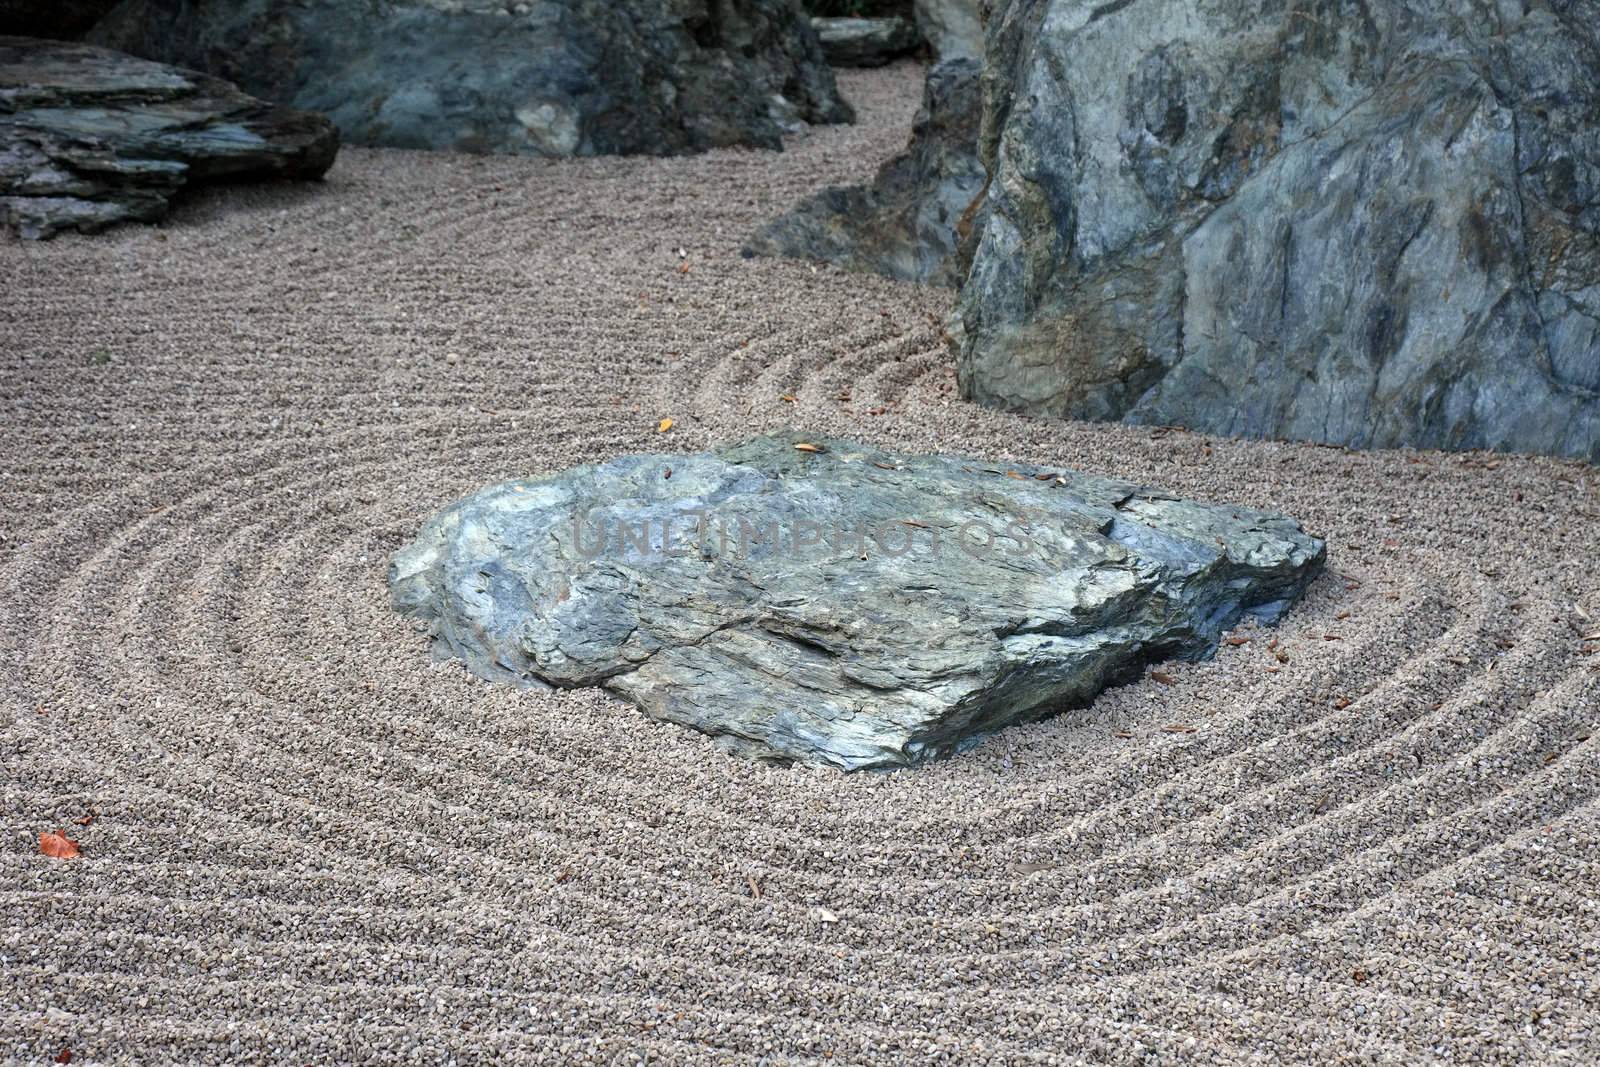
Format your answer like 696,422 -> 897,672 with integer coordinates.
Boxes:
0,36 -> 337,239
90,0 -> 852,156
957,0 -> 1600,461
390,433 -> 1325,770
811,16 -> 920,68
743,54 -> 982,285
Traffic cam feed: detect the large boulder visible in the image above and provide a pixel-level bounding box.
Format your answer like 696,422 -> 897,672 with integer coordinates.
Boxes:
389,432 -> 1325,770
956,0 -> 1600,461
89,0 -> 853,156
743,54 -> 984,285
0,36 -> 337,239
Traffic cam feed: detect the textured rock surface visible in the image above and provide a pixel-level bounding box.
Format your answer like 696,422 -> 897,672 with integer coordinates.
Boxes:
0,36 -> 337,239
912,0 -> 982,60
0,0 -> 120,40
390,432 -> 1325,770
743,54 -> 982,285
744,0 -> 982,283
812,16 -> 920,67
957,0 -> 1600,461
90,0 -> 852,156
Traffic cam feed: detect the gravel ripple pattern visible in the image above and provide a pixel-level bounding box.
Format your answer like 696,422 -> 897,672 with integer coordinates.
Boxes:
3,63 -> 1599,1065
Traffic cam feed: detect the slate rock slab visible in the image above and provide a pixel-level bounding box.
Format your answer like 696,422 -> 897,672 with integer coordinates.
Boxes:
0,36 -> 337,239
811,16 -> 920,68
390,433 -> 1325,770
957,0 -> 1600,461
90,0 -> 852,157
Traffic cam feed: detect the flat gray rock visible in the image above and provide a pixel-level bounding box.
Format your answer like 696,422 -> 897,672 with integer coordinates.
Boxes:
811,16 -> 920,68
90,0 -> 852,157
390,433 -> 1325,770
0,36 -> 337,239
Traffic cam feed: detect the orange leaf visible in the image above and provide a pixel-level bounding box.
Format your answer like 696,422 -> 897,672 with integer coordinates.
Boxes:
1150,670 -> 1177,685
40,830 -> 81,860
657,417 -> 673,433
794,442 -> 825,454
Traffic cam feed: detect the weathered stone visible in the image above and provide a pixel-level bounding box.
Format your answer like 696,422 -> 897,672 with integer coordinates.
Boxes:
0,36 -> 337,239
743,55 -> 983,285
912,0 -> 982,61
390,432 -> 1325,770
811,15 -> 919,67
90,0 -> 853,157
957,0 -> 1600,461
744,0 -> 983,284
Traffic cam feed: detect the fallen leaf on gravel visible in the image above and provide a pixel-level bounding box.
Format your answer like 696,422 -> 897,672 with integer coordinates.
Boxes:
1150,670 -> 1177,685
657,417 -> 673,433
1448,655 -> 1471,665
1335,610 -> 1352,620
1351,968 -> 1370,983
746,876 -> 761,900
73,812 -> 95,826
40,830 -> 80,859
817,906 -> 839,923
779,394 -> 797,403
1224,636 -> 1250,646
794,442 -> 825,454
54,1049 -> 71,1065
1161,723 -> 1197,734
1113,729 -> 1133,739
1333,697 -> 1352,709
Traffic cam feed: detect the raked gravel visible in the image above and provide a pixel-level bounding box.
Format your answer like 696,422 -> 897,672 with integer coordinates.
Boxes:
2,62 -> 1598,1065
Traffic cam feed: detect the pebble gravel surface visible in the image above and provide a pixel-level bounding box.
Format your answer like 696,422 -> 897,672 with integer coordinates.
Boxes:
3,62 -> 1599,1065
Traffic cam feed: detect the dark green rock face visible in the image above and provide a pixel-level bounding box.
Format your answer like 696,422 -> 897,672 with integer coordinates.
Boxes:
958,0 -> 1600,461
90,0 -> 853,156
390,433 -> 1325,770
0,36 -> 337,238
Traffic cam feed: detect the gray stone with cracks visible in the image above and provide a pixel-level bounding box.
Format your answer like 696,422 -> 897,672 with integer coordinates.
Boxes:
390,433 -> 1325,770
